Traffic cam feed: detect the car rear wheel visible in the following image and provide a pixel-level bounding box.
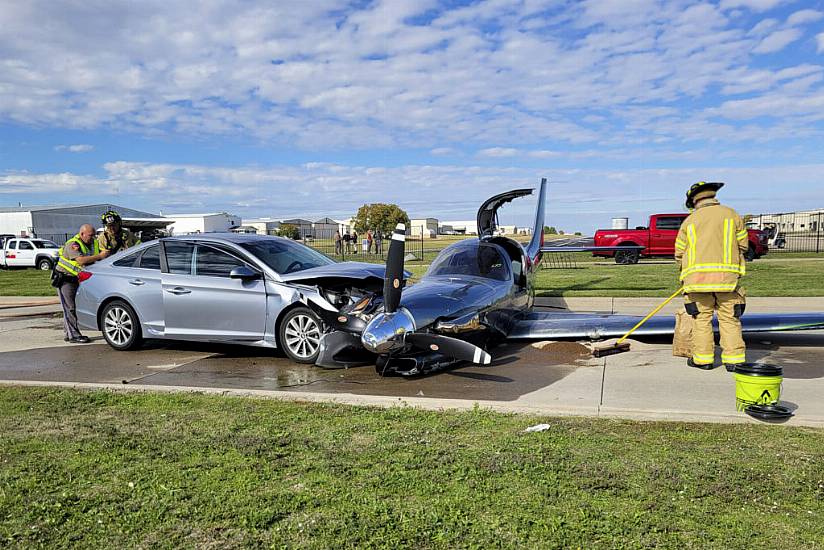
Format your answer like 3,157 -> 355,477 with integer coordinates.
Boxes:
101,300 -> 143,351
615,248 -> 640,265
279,307 -> 323,364
37,258 -> 53,270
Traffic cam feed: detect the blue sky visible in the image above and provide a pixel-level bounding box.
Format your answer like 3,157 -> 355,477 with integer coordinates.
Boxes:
1,0 -> 824,233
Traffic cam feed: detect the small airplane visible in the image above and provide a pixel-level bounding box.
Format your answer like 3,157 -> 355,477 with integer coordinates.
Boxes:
312,178 -> 824,376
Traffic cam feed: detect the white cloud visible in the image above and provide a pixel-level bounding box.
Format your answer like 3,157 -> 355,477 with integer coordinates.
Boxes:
786,9 -> 823,26
817,32 -> 824,53
720,0 -> 787,12
54,144 -> 94,153
0,1 -> 821,150
430,147 -> 456,156
753,28 -> 803,53
477,147 -> 520,158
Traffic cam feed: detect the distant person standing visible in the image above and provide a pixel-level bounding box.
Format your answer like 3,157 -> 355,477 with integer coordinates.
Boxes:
98,210 -> 140,256
374,231 -> 383,255
343,232 -> 352,254
334,231 -> 342,255
54,224 -> 110,343
352,230 -> 358,254
366,230 -> 373,254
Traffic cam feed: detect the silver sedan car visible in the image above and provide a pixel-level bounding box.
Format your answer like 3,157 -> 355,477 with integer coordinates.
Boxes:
76,234 -> 388,364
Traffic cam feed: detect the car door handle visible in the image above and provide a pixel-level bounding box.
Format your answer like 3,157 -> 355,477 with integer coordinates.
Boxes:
129,279 -> 145,286
166,287 -> 191,295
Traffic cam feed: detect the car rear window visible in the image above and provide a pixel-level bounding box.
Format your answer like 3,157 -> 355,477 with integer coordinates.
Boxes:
137,245 -> 161,270
113,251 -> 140,267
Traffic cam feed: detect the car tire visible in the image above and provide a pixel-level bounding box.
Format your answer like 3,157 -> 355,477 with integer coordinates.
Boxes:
100,300 -> 143,351
279,307 -> 323,364
615,248 -> 640,265
37,257 -> 53,271
744,245 -> 756,262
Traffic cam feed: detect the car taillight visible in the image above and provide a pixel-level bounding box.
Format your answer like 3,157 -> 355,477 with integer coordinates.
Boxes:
78,271 -> 93,283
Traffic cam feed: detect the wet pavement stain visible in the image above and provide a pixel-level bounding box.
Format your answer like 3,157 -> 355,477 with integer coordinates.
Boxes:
0,340 -> 588,402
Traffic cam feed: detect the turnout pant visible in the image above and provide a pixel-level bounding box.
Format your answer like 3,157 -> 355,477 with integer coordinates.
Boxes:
57,280 -> 82,339
685,291 -> 747,366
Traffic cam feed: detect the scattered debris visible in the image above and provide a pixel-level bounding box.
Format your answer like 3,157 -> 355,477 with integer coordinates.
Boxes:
524,424 -> 551,433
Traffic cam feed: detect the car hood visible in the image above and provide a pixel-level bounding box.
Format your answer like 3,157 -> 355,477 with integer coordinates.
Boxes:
279,261 -> 410,283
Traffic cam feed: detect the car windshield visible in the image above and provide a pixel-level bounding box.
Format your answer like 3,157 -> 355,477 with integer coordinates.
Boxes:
240,239 -> 334,274
32,240 -> 59,249
426,242 -> 510,281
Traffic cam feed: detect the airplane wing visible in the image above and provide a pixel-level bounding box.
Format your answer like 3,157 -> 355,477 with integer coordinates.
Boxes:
508,311 -> 824,340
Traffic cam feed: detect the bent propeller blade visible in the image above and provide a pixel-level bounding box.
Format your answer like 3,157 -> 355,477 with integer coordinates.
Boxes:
383,223 -> 406,314
405,333 -> 492,365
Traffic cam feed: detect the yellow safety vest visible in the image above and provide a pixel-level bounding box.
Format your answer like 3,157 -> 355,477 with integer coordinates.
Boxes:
57,235 -> 100,276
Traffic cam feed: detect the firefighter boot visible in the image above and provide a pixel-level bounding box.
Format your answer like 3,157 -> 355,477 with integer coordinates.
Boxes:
687,293 -> 718,369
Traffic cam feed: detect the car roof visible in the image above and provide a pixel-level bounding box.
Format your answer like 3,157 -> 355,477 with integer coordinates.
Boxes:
162,233 -> 287,244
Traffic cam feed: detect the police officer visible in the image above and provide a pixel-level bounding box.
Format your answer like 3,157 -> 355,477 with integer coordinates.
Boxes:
98,210 -> 140,255
675,182 -> 748,371
55,224 -> 110,343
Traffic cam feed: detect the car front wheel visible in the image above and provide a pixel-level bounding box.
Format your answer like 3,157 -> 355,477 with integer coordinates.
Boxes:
37,258 -> 53,270
279,307 -> 323,364
101,300 -> 143,351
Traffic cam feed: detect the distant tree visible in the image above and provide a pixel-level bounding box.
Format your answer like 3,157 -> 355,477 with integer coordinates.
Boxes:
559,230 -> 565,235
352,203 -> 410,237
743,214 -> 754,224
545,226 -> 558,235
277,223 -> 300,240
574,231 -> 582,236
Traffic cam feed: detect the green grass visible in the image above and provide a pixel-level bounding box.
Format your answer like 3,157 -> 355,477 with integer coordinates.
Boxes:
3,256 -> 824,299
0,269 -> 53,297
0,387 -> 822,548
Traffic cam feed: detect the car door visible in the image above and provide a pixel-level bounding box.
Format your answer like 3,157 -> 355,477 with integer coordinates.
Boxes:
16,240 -> 37,267
161,241 -> 267,342
650,216 -> 685,256
111,244 -> 166,336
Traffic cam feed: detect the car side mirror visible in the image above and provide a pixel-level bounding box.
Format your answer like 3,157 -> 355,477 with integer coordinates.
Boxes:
229,266 -> 261,280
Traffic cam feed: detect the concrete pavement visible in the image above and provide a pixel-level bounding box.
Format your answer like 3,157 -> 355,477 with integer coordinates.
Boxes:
1,297 -> 823,427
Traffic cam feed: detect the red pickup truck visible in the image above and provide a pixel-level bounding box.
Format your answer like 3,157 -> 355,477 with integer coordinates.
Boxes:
593,214 -> 769,264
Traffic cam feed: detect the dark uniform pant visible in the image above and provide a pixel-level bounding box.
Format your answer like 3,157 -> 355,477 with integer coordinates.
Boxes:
686,291 -> 747,366
57,280 -> 82,339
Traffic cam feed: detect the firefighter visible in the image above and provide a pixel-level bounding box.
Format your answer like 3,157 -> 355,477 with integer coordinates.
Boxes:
54,224 -> 110,343
675,182 -> 748,371
97,210 -> 140,255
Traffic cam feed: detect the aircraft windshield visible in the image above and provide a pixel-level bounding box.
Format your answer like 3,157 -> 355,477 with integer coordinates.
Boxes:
426,243 -> 511,281
240,239 -> 334,274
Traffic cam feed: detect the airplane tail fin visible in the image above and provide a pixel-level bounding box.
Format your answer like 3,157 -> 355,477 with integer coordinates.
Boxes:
525,177 -> 547,264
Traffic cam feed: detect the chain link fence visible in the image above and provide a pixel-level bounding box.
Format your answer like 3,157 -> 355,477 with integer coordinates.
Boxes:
748,211 -> 824,253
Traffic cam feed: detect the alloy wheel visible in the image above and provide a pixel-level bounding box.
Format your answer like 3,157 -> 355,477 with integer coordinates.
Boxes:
284,314 -> 321,359
104,306 -> 133,346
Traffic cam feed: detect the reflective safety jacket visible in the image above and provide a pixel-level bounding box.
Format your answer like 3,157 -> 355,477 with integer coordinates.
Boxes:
674,198 -> 748,293
56,235 -> 101,277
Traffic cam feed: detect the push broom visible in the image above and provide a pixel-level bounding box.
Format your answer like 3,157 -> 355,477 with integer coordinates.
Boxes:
592,287 -> 685,358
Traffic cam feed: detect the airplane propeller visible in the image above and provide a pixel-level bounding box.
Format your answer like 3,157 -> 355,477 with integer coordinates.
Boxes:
383,223 -> 406,314
364,222 -> 492,366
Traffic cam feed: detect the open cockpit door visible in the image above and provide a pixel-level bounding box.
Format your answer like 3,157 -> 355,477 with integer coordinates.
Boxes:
477,188 -> 534,239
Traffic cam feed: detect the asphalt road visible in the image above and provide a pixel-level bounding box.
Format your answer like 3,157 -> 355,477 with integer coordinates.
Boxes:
2,304 -> 824,426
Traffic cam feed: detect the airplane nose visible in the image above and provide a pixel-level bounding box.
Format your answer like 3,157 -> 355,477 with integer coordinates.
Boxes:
361,310 -> 416,354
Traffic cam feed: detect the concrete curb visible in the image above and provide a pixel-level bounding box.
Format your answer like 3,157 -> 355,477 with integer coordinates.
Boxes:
2,379 -> 821,429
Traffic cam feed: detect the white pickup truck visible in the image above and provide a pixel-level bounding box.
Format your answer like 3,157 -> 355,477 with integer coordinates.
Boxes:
0,237 -> 61,270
